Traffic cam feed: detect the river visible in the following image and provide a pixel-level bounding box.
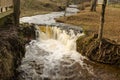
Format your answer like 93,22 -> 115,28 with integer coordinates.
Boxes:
18,5 -> 120,80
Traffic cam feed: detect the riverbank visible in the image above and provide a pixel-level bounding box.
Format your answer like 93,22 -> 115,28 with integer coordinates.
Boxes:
77,34 -> 120,65
17,24 -> 120,80
56,6 -> 120,43
0,4 -> 80,80
0,3 -> 119,79
0,27 -> 25,80
0,23 -> 38,80
20,0 -> 66,17
56,6 -> 120,66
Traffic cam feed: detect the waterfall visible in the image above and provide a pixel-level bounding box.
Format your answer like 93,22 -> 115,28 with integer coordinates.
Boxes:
36,25 -> 84,50
18,4 -> 120,79
17,25 -> 97,80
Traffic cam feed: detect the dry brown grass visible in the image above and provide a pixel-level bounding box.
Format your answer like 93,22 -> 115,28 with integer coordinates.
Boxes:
20,0 -> 66,17
56,6 -> 120,43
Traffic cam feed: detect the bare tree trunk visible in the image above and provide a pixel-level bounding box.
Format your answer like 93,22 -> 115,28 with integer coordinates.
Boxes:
64,0 -> 70,17
98,0 -> 107,40
81,0 -> 85,10
13,0 -> 20,27
90,0 -> 97,11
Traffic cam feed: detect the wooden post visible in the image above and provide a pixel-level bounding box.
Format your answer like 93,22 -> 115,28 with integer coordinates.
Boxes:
13,0 -> 20,27
98,0 -> 107,40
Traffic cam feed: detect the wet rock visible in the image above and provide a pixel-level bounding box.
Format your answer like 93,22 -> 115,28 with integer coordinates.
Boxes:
18,23 -> 36,43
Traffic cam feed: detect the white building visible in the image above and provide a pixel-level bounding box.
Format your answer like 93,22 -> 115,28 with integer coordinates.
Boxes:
98,0 -> 120,4
97,0 -> 103,4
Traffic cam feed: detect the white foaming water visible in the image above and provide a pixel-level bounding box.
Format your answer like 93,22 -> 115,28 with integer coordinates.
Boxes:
17,4 -> 120,80
18,5 -> 96,80
37,26 -> 84,51
20,12 -> 64,25
17,26 -> 96,80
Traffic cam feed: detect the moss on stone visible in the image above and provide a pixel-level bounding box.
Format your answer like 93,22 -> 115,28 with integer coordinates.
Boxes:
18,23 -> 36,43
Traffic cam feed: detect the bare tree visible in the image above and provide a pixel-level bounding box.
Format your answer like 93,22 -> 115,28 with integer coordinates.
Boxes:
90,0 -> 97,11
98,0 -> 107,40
64,0 -> 70,17
13,0 -> 20,27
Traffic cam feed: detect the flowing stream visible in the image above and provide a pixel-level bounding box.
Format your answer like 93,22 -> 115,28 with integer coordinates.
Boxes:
18,25 -> 97,80
18,5 -> 120,80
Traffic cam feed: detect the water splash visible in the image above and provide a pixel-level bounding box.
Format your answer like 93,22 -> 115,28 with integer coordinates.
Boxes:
37,26 -> 84,50
18,3 -> 120,79
17,25 -> 97,80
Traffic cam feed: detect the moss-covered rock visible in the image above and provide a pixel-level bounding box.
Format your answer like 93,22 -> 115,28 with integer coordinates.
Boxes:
77,34 -> 120,66
18,23 -> 36,43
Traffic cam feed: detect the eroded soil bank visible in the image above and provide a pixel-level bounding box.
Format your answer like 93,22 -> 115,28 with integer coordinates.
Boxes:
0,25 -> 36,80
0,27 -> 25,80
76,34 -> 120,80
77,34 -> 120,66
